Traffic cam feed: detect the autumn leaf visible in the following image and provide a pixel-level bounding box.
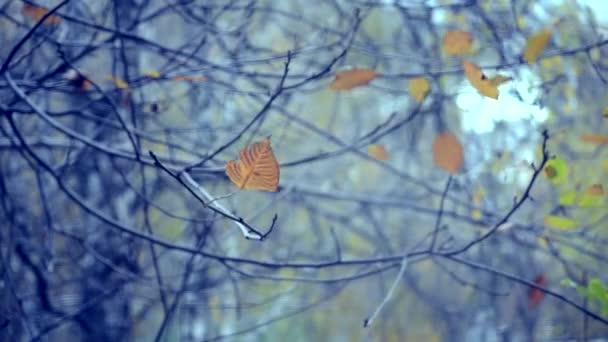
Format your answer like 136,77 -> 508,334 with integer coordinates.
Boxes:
580,133 -> 608,145
442,30 -> 473,55
463,61 -> 511,99
144,70 -> 162,78
524,29 -> 551,64
330,68 -> 377,91
528,275 -> 547,307
22,4 -> 62,24
409,77 -> 430,102
432,132 -> 464,174
173,75 -> 207,82
544,215 -> 578,230
579,184 -> 604,208
368,144 -> 389,161
108,76 -> 129,89
225,137 -> 280,192
543,157 -> 568,184
63,70 -> 91,90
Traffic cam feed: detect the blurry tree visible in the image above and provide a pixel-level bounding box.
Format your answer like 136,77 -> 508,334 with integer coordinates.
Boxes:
0,0 -> 607,341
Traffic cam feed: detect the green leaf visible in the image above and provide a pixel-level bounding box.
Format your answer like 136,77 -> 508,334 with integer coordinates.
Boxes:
560,278 -> 577,288
544,215 -> 579,230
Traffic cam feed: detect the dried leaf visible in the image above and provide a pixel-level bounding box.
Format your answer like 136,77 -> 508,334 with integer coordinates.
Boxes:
587,184 -> 604,196
22,4 -> 62,24
173,75 -> 207,82
544,215 -> 578,230
528,275 -> 547,307
442,30 -> 473,55
463,61 -> 510,99
409,77 -> 430,102
580,133 -> 608,145
432,132 -> 464,174
226,137 -> 280,192
524,29 -> 551,64
108,76 -> 129,89
368,144 -> 389,161
330,68 -> 377,91
543,157 -> 568,184
579,184 -> 604,208
144,70 -> 161,78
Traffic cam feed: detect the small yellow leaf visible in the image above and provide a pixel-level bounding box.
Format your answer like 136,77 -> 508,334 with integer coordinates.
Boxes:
368,144 -> 389,161
144,70 -> 161,78
443,30 -> 473,55
330,68 -> 377,91
463,61 -> 510,99
543,157 -> 568,184
603,106 -> 608,118
225,137 -> 280,192
559,189 -> 577,206
432,131 -> 464,174
580,133 -> 608,145
108,76 -> 129,89
544,215 -> 579,230
409,77 -> 430,102
524,29 -> 551,64
471,186 -> 485,219
172,75 -> 207,82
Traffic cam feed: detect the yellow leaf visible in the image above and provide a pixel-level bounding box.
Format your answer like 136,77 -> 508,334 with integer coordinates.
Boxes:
108,76 -> 129,89
580,133 -> 608,145
225,137 -> 280,192
442,30 -> 473,55
543,157 -> 568,184
559,189 -> 577,206
544,215 -> 579,230
144,70 -> 161,78
409,77 -> 430,102
463,61 -> 510,99
524,29 -> 551,64
172,75 -> 207,82
22,4 -> 62,24
330,68 -> 377,91
432,131 -> 464,174
603,106 -> 608,118
471,186 -> 485,219
367,144 -> 389,161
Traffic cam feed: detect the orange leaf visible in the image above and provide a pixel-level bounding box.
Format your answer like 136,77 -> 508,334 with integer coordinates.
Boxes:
463,61 -> 510,99
587,184 -> 604,196
368,144 -> 389,161
580,133 -> 608,145
432,132 -> 464,174
528,275 -> 547,307
523,29 -> 551,64
225,137 -> 280,192
22,4 -> 62,24
443,30 -> 473,55
330,68 -> 377,91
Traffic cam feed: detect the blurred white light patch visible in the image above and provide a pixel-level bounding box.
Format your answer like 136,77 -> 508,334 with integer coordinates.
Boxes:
457,68 -> 549,133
